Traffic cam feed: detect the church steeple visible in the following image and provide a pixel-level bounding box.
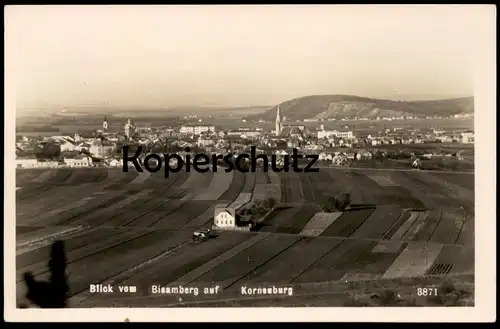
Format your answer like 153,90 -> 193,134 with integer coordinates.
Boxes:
124,117 -> 135,140
275,105 -> 282,136
103,116 -> 109,132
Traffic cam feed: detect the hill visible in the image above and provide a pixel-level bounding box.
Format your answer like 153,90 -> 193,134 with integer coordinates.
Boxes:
244,95 -> 474,121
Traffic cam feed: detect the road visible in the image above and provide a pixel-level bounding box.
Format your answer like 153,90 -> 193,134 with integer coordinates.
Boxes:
315,166 -> 474,174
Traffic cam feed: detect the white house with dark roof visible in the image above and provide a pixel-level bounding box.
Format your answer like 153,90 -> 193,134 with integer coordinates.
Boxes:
214,206 -> 237,228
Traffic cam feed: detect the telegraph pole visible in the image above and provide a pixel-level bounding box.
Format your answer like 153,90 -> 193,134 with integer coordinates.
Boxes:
247,256 -> 251,281
424,243 -> 428,274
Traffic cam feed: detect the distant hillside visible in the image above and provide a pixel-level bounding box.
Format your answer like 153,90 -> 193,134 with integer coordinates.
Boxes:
244,95 -> 474,121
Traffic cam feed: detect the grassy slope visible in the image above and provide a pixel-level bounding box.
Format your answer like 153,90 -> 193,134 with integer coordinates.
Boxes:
246,95 -> 474,121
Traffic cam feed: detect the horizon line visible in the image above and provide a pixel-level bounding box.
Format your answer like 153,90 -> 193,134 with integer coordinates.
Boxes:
16,94 -> 475,111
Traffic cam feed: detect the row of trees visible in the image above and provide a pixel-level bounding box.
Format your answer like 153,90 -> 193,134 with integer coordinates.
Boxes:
239,197 -> 277,220
319,192 -> 352,212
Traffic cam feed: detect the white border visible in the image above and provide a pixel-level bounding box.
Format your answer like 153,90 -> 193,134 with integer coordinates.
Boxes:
4,5 -> 497,322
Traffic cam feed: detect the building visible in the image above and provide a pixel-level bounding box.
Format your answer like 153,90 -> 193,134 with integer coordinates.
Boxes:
106,159 -> 121,167
64,155 -> 93,167
240,131 -> 261,139
318,152 -> 329,161
16,158 -> 59,169
89,141 -> 115,158
37,160 -> 60,168
179,125 -> 216,135
124,118 -> 136,140
356,150 -> 373,161
412,158 -> 422,168
280,126 -> 303,139
461,131 -> 475,144
74,133 -> 82,143
317,129 -> 354,139
212,206 -> 252,231
58,139 -> 76,152
75,142 -> 92,153
288,124 -> 305,131
16,158 -> 39,168
103,116 -> 109,132
214,207 -> 237,228
197,137 -> 215,148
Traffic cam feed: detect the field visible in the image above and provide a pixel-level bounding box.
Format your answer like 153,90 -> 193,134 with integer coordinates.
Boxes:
15,166 -> 474,307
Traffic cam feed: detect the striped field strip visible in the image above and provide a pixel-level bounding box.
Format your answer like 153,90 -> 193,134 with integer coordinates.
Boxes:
381,242 -> 443,279
390,212 -> 419,240
129,171 -> 151,184
169,234 -> 269,285
402,211 -> 430,240
194,170 -> 234,201
299,212 -> 343,237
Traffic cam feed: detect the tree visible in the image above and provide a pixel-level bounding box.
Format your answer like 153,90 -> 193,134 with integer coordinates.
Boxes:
320,193 -> 351,212
373,151 -> 385,163
320,196 -> 338,213
276,140 -> 288,149
263,197 -> 276,210
249,206 -> 260,216
335,192 -> 351,211
36,142 -> 61,160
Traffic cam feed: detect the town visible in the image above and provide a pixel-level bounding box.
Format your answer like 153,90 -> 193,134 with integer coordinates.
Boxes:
16,106 -> 474,172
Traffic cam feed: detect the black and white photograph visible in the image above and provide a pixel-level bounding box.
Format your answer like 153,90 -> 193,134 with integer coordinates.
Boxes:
5,5 -> 496,322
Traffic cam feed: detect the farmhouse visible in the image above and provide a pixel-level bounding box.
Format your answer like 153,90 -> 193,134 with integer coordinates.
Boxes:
213,206 -> 252,231
214,208 -> 236,227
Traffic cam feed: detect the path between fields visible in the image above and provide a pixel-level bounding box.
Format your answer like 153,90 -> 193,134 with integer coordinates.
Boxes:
315,167 -> 474,174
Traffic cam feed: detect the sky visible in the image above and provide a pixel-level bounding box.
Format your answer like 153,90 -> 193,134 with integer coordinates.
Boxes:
6,5 -> 494,111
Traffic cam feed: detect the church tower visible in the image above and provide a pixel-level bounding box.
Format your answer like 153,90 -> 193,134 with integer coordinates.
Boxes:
124,117 -> 135,140
102,116 -> 109,132
275,105 -> 282,136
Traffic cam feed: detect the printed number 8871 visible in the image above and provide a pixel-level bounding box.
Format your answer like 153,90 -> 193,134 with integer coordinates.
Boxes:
416,287 -> 438,296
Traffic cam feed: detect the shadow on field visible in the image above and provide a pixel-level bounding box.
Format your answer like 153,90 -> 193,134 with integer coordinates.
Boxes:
348,204 -> 377,210
19,240 -> 69,309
